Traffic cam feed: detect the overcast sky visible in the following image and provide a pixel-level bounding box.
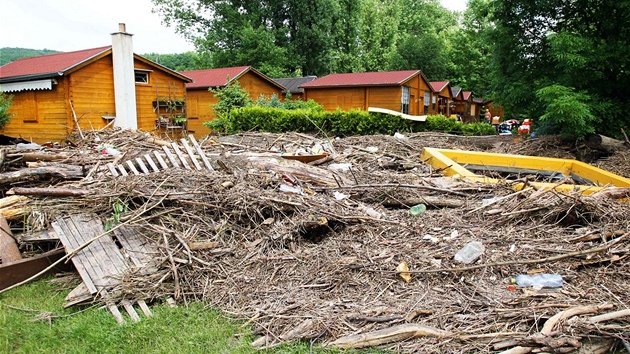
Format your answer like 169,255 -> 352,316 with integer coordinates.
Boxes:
0,0 -> 468,55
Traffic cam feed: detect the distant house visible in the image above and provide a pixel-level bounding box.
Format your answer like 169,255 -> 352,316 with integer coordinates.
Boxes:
300,70 -> 434,116
430,81 -> 453,117
452,88 -> 476,122
0,25 -> 192,143
181,66 -> 285,137
272,76 -> 317,101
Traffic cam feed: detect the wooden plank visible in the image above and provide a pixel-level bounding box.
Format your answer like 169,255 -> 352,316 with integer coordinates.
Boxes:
19,229 -> 59,243
180,138 -> 202,170
188,134 -> 214,171
137,300 -> 152,317
64,282 -> 93,308
106,162 -> 119,177
52,219 -> 98,293
117,164 -> 129,176
63,215 -> 113,289
113,226 -> 158,272
101,289 -> 124,324
144,154 -> 160,172
121,300 -> 141,322
135,157 -> 150,174
171,142 -> 191,170
83,217 -> 127,271
162,146 -> 181,169
108,304 -> 125,324
153,151 -> 169,169
126,160 -> 140,175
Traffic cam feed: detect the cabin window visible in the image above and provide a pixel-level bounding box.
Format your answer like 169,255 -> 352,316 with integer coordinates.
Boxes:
401,86 -> 410,114
423,91 -> 430,114
135,71 -> 149,84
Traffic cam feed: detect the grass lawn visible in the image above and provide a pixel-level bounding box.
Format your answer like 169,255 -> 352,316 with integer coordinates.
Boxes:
0,277 -> 377,354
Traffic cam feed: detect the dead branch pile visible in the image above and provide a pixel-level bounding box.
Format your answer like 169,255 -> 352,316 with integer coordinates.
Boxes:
1,129 -> 629,353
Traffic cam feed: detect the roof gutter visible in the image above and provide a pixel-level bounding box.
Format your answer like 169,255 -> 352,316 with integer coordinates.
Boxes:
0,72 -> 63,84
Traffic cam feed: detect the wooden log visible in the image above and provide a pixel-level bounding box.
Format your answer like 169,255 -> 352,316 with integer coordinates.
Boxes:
0,166 -> 84,185
0,214 -> 21,264
7,187 -> 91,197
246,153 -> 350,186
0,195 -> 28,209
326,323 -> 451,349
585,134 -> 628,153
6,152 -> 68,162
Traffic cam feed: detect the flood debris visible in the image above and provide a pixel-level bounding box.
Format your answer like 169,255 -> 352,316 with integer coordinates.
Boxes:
0,129 -> 629,352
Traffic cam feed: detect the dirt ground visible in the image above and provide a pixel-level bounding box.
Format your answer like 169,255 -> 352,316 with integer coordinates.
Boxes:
2,130 -> 629,353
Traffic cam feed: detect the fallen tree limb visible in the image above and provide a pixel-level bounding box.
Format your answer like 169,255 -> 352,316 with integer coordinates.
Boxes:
0,166 -> 84,185
588,309 -> 630,324
541,304 -> 614,335
7,187 -> 91,197
382,196 -> 464,209
315,183 -> 469,196
325,323 -> 451,349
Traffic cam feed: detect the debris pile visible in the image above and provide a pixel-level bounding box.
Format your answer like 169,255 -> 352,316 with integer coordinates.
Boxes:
1,129 -> 629,353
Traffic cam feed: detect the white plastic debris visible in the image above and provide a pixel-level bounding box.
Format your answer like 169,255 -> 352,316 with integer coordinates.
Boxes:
328,163 -> 352,172
333,191 -> 350,200
393,132 -> 406,139
16,142 -> 42,150
365,146 -> 379,153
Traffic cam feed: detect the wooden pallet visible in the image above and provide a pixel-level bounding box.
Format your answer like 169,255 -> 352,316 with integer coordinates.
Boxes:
53,215 -> 161,323
104,134 -> 213,178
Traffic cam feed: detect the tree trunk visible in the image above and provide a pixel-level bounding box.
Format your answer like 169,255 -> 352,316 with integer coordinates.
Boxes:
585,134 -> 628,153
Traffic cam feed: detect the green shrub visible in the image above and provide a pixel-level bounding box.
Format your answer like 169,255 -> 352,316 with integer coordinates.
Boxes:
426,115 -> 462,132
205,106 -> 497,137
0,93 -> 14,130
461,122 -> 496,136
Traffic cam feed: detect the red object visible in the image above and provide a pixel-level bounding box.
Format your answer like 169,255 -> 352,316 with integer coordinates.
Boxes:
300,70 -> 421,88
507,285 -> 516,291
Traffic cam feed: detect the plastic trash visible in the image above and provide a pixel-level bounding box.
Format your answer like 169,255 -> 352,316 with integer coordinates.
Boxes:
328,163 -> 352,172
103,147 -> 120,156
515,274 -> 563,290
393,132 -> 406,139
279,184 -> 304,195
409,204 -> 427,216
365,146 -> 379,153
454,241 -> 485,264
16,142 -> 42,150
333,191 -> 349,200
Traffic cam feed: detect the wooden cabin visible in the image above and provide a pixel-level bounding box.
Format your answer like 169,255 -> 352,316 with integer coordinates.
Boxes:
272,76 -> 317,101
181,66 -> 285,137
452,88 -> 476,122
430,81 -> 453,117
300,70 -> 434,116
0,42 -> 192,144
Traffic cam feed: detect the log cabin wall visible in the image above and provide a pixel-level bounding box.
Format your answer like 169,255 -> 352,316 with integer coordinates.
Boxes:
303,72 -> 433,116
186,71 -> 284,138
3,79 -> 69,143
67,56 -> 116,134
133,60 -> 187,133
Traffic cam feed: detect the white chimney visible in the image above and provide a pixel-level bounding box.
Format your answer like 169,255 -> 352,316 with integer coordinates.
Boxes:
111,23 -> 138,129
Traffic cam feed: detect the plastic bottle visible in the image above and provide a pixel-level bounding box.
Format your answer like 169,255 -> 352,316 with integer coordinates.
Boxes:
454,241 -> 485,264
409,204 -> 427,216
515,274 -> 563,290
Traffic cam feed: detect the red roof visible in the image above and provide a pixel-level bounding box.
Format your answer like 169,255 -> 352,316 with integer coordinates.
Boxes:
300,70 -> 421,88
0,46 -> 111,80
181,66 -> 251,88
430,81 -> 449,92
463,91 -> 472,100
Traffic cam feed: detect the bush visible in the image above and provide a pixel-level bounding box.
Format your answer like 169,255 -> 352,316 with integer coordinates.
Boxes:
0,93 -> 14,130
426,115 -> 462,132
206,106 -> 496,137
461,122 -> 496,136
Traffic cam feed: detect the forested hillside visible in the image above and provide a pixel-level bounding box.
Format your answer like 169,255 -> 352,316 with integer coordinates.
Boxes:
0,47 -> 60,66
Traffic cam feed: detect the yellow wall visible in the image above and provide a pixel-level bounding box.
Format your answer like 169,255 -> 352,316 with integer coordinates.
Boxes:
3,79 -> 69,143
303,73 -> 433,116
2,55 -> 189,143
186,71 -> 284,138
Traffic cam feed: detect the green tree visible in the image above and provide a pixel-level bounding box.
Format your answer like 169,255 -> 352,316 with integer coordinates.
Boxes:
489,0 -> 630,138
0,93 -> 14,130
210,79 -> 253,117
357,0 -> 400,72
536,85 -> 598,139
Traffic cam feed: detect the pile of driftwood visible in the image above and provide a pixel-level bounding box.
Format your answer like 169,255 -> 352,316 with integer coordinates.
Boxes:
1,129 -> 629,353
